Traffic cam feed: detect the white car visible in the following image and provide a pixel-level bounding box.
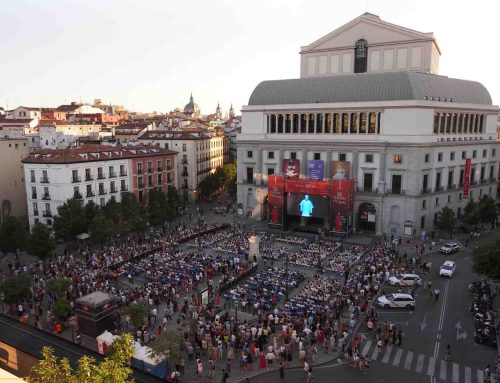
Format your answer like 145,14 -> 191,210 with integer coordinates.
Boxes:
439,260 -> 456,277
440,242 -> 460,254
388,274 -> 423,287
377,293 -> 416,309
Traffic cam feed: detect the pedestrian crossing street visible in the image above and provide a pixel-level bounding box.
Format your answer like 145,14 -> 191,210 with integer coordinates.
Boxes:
359,340 -> 485,383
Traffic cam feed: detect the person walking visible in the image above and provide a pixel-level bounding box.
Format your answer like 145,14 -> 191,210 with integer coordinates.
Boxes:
306,367 -> 315,383
444,344 -> 452,361
279,361 -> 285,381
397,329 -> 404,346
434,288 -> 440,302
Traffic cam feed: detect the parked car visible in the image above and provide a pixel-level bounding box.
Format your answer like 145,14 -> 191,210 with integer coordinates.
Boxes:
440,242 -> 460,254
439,260 -> 456,278
377,293 -> 416,309
388,274 -> 423,287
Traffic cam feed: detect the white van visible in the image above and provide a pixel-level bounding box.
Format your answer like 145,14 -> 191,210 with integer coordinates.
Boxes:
377,293 -> 416,309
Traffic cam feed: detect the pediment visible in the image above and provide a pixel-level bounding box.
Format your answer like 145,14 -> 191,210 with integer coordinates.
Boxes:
301,14 -> 434,52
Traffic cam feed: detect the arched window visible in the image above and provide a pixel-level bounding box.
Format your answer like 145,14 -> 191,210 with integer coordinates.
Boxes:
354,39 -> 368,73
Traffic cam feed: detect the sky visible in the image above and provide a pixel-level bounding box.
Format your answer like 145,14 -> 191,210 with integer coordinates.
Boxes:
0,0 -> 499,115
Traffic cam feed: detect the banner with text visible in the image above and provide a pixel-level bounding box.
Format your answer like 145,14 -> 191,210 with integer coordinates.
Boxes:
331,178 -> 355,233
282,159 -> 300,179
306,160 -> 324,181
285,179 -> 330,196
463,158 -> 471,198
268,175 -> 284,227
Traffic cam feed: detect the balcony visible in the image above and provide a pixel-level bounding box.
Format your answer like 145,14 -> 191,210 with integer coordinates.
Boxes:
447,184 -> 457,190
109,172 -> 117,178
86,191 -> 95,197
244,179 -> 256,185
182,159 -> 188,165
421,188 -> 430,194
74,192 -> 83,200
137,169 -> 143,175
98,189 -> 107,195
157,167 -> 163,172
72,176 -> 81,183
480,179 -> 488,184
31,193 -> 38,199
138,183 -> 145,189
42,193 -> 51,200
85,175 -> 94,181
30,178 -> 36,183
470,180 -> 477,185
120,171 -> 127,177
435,186 -> 444,192
388,189 -> 405,195
167,166 -> 172,171
97,173 -> 105,180
120,185 -> 128,191
148,167 -> 153,174
182,171 -> 189,177
40,177 -> 49,183
110,187 -> 118,194
356,186 -> 378,194
42,211 -> 52,218
33,210 -> 39,216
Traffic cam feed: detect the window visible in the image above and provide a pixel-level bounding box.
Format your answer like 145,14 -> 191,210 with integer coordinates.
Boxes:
157,173 -> 162,184
459,193 -> 462,200
420,216 -> 425,229
457,207 -> 462,218
480,166 -> 485,181
339,153 -> 346,161
157,161 -> 162,171
290,152 -> 297,160
472,150 -> 477,159
31,186 -> 37,199
137,162 -> 143,174
459,169 -> 464,186
365,154 -> 373,163
422,200 -> 426,209
437,153 -> 443,162
354,39 -> 368,73
182,143 -> 187,152
314,153 -> 321,161
450,152 -> 455,161
422,174 -> 428,192
30,170 -> 35,183
86,184 -> 93,197
167,160 -> 171,170
100,198 -> 105,207
424,154 -> 430,163
435,197 -> 439,207
483,149 -> 487,158
164,143 -> 169,149
448,171 -> 453,188
462,151 -> 466,160
33,202 -> 38,216
363,173 -> 373,191
490,165 -> 494,180
246,168 -> 254,183
148,175 -> 153,186
138,190 -> 143,203
267,168 -> 275,176
435,172 -> 441,190
268,151 -> 275,160
391,174 -> 402,194
492,149 -> 496,157
247,151 -> 253,159
394,154 -> 402,164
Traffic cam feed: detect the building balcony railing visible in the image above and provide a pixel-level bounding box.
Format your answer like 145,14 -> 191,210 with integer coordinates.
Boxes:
167,166 -> 172,171
98,189 -> 107,195
388,189 -> 405,195
110,187 -> 118,194
157,167 -> 163,172
182,171 -> 189,177
109,172 -> 117,178
470,180 -> 477,185
97,173 -> 105,180
42,193 -> 51,200
447,184 -> 457,190
86,192 -> 95,197
137,169 -> 143,175
42,211 -> 52,218
421,188 -> 430,194
138,183 -> 144,189
435,186 -> 444,192
243,179 -> 256,185
40,177 -> 49,183
182,159 -> 188,164
74,192 -> 83,200
356,186 -> 378,194
480,179 -> 488,184
31,193 -> 37,199
33,210 -> 39,216
72,176 -> 81,183
85,175 -> 94,181
30,178 -> 36,183
120,186 -> 128,191
120,171 -> 127,177
148,168 -> 153,174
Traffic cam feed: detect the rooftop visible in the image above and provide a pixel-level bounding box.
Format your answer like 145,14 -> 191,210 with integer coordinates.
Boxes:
248,71 -> 492,106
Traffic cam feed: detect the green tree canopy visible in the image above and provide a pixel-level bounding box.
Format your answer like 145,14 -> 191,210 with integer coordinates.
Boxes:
52,297 -> 71,322
472,237 -> 500,280
478,195 -> 497,223
53,198 -> 87,241
89,212 -> 115,245
435,206 -> 456,238
25,333 -> 135,383
120,192 -> 141,222
26,223 -> 55,268
0,216 -> 27,254
84,200 -> 100,226
124,302 -> 148,330
102,198 -> 122,224
462,199 -> 481,226
0,275 -> 31,305
148,189 -> 168,226
46,278 -> 72,298
148,330 -> 183,365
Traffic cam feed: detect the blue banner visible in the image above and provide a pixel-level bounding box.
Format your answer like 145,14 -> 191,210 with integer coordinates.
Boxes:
306,160 -> 324,181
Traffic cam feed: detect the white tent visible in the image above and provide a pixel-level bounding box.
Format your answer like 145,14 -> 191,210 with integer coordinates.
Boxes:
96,330 -> 118,354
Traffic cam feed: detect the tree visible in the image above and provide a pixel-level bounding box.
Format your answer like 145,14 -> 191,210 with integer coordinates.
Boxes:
102,198 -> 121,224
128,211 -> 147,233
472,238 -> 500,280
25,333 -> 135,383
462,199 -> 480,226
0,275 -> 30,309
53,198 -> 87,241
0,216 -> 27,254
434,206 -> 456,238
52,297 -> 71,322
120,192 -> 141,221
89,212 -> 115,245
124,302 -> 148,330
478,195 -> 497,224
26,223 -> 55,270
46,278 -> 72,298
148,330 -> 183,367
84,200 -> 99,226
148,189 -> 168,226
167,186 -> 180,209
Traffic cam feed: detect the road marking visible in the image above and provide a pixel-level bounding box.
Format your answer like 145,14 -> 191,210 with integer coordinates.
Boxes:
452,363 -> 459,383
477,369 -> 484,383
415,354 -> 425,373
438,278 -> 450,332
361,340 -> 372,356
371,346 -> 379,360
426,356 -> 436,376
404,351 -> 414,370
392,348 -> 403,367
439,359 -> 447,381
381,345 -> 392,363
464,366 -> 471,383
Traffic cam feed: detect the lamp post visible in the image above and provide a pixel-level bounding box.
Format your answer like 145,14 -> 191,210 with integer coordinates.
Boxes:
0,292 -> 4,314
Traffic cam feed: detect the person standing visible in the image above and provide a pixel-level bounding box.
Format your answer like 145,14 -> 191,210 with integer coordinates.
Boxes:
306,367 -> 315,383
397,329 -> 404,346
279,361 -> 285,381
444,344 -> 452,361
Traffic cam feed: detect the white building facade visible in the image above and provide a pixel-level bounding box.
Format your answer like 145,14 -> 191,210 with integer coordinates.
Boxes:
237,13 -> 500,237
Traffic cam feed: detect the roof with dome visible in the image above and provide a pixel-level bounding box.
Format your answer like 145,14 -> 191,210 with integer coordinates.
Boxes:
184,93 -> 200,114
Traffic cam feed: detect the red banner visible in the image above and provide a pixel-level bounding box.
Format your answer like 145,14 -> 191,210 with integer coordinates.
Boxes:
284,179 -> 330,196
463,158 -> 471,198
331,178 -> 355,233
268,175 -> 284,227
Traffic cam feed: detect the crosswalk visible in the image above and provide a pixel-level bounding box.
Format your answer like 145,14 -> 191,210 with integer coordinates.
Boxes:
358,339 -> 485,383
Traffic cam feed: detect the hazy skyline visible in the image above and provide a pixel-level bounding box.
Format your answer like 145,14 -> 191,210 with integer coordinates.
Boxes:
1,0 -> 499,115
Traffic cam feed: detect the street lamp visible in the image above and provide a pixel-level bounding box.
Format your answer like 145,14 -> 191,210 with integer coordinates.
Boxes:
0,292 -> 4,314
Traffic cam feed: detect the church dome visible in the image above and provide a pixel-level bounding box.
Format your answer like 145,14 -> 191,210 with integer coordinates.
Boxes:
184,93 -> 200,115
